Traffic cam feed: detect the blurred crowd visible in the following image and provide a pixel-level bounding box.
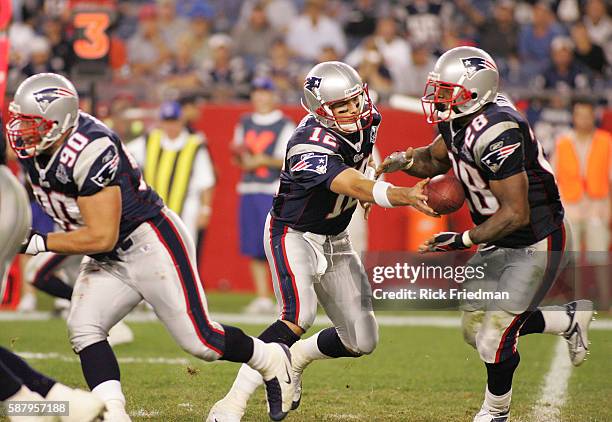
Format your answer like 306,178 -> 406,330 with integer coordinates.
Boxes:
7,0 -> 611,98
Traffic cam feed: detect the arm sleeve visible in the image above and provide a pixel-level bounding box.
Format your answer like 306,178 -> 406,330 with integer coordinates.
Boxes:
73,137 -> 120,196
287,152 -> 349,190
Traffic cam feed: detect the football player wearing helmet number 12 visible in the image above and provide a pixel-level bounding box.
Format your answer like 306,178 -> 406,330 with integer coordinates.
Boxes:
208,61 -> 436,421
378,46 -> 594,422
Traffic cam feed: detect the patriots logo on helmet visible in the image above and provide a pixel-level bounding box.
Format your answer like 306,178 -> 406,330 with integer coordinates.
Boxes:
481,142 -> 521,173
304,76 -> 322,94
33,87 -> 76,113
461,57 -> 497,80
290,153 -> 328,175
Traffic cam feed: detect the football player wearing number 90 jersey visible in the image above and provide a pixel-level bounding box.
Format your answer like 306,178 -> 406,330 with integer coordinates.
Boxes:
7,73 -> 298,422
208,61 -> 436,421
378,46 -> 594,422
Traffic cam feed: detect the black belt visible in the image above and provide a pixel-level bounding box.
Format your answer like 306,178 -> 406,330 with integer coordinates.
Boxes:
119,237 -> 133,251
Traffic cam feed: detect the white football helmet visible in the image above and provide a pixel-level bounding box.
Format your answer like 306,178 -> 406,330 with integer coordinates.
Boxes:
302,61 -> 373,133
6,73 -> 79,157
421,46 -> 499,123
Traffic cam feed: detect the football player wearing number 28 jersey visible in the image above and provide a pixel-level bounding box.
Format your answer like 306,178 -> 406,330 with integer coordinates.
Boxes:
378,46 -> 594,422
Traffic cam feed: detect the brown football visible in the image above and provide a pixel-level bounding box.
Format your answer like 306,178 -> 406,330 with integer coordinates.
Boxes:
423,174 -> 465,215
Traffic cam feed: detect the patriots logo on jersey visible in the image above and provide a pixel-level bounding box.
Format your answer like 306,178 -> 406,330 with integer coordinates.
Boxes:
461,57 -> 497,80
481,142 -> 521,173
90,147 -> 120,187
290,153 -> 328,175
304,76 -> 322,94
33,87 -> 76,113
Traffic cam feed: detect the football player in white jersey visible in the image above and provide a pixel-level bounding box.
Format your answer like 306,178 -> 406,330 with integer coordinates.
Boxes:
0,126 -> 106,422
7,73 -> 295,421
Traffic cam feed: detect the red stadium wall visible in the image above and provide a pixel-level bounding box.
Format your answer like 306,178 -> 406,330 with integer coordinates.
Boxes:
195,105 -> 473,291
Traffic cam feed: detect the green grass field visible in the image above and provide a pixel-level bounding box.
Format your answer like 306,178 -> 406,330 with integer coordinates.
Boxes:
1,293 -> 610,421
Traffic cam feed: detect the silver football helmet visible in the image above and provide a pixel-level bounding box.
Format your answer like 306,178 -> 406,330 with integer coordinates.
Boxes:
421,46 -> 499,123
302,61 -> 373,133
6,73 -> 79,157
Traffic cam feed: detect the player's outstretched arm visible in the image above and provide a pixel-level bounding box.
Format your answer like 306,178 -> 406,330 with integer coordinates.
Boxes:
376,135 -> 451,179
44,186 -> 122,255
330,168 -> 438,217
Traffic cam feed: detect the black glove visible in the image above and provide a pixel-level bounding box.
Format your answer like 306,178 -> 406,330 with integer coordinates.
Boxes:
20,230 -> 47,255
427,231 -> 472,252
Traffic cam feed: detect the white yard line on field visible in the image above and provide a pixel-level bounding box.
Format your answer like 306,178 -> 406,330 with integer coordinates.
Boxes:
531,338 -> 573,422
16,351 -> 191,365
2,311 -> 612,330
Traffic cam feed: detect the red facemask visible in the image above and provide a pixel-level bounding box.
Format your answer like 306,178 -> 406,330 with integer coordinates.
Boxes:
421,79 -> 473,124
5,111 -> 54,158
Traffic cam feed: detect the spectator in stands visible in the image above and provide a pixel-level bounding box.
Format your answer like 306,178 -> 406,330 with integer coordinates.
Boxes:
342,0 -> 380,50
162,41 -> 200,91
238,0 -> 298,34
42,17 -> 74,76
476,0 -> 519,81
393,0 -> 453,49
347,17 -> 411,91
534,36 -> 593,91
255,38 -> 303,103
518,0 -> 566,81
571,21 -> 608,77
21,37 -> 57,77
286,0 -> 347,62
552,100 -> 611,310
157,0 -> 189,50
397,42 -> 437,96
178,2 -> 215,66
127,101 -> 216,257
199,34 -> 252,101
127,4 -> 171,78
231,77 -> 295,314
583,0 -> 612,65
232,2 -> 280,68
355,37 -> 394,102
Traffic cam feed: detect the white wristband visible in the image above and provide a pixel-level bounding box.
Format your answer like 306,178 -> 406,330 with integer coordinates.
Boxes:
462,231 -> 474,247
373,181 -> 394,208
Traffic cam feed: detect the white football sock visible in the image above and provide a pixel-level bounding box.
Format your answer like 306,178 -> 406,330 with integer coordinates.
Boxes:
246,338 -> 272,375
540,306 -> 571,334
91,380 -> 125,407
291,330 -> 330,371
483,386 -> 512,415
218,364 -> 263,414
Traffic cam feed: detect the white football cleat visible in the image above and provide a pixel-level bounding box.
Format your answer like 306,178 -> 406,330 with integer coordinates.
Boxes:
108,320 -> 134,347
102,401 -> 131,422
259,343 -> 294,421
562,300 -> 594,366
473,408 -> 509,422
46,383 -> 105,422
287,342 -> 306,410
205,400 -> 244,422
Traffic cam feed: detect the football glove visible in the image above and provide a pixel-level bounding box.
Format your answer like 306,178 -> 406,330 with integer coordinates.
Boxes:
20,231 -> 47,255
426,231 -> 472,252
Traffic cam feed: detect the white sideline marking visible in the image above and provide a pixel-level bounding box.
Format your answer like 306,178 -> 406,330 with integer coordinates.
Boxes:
531,338 -> 573,422
1,311 -> 611,330
16,351 -> 191,365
